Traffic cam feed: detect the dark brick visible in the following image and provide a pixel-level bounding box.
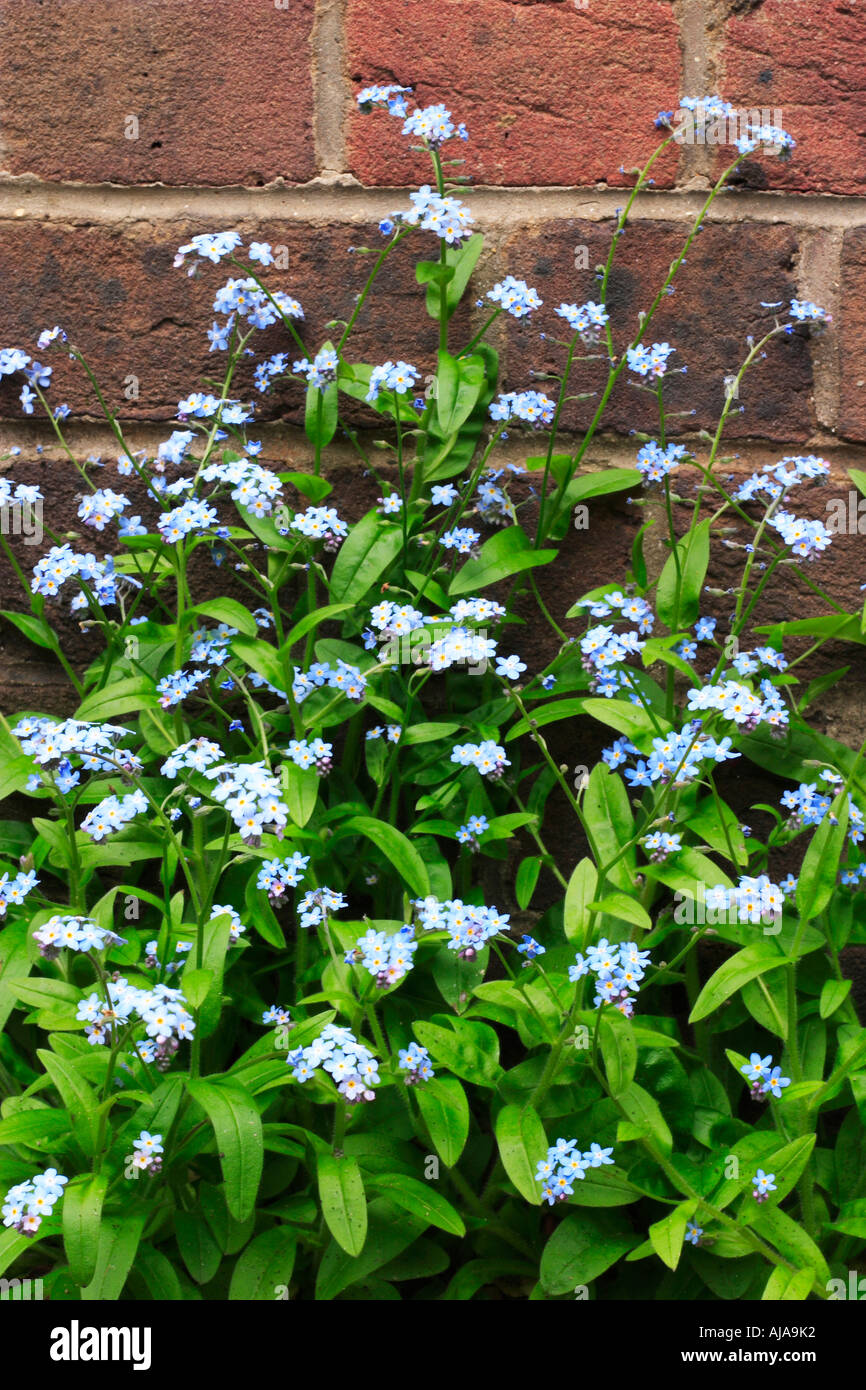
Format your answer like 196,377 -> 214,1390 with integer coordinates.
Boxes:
346,0 -> 681,188
723,0 -> 866,196
838,227 -> 866,441
500,218 -> 814,442
0,0 -> 316,186
0,219 -> 470,424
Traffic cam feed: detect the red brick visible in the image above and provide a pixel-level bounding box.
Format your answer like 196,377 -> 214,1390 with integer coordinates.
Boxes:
0,0 -> 316,186
346,0 -> 681,188
838,227 -> 866,441
0,218 -> 468,423
500,218 -> 814,442
722,0 -> 866,196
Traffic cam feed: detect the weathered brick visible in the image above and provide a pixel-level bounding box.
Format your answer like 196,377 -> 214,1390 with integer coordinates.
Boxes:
0,218 -> 468,423
346,0 -> 681,188
838,227 -> 866,441
722,0 -> 866,196
0,0 -> 316,186
500,218 -> 814,442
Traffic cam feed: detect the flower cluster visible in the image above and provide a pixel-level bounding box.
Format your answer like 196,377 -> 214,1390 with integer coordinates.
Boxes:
284,737 -> 333,775
489,390 -> 555,427
554,300 -> 609,340
262,1005 -> 293,1026
210,902 -> 247,946
768,509 -> 832,561
77,978 -> 195,1065
781,773 -> 865,846
2,1168 -> 68,1236
366,360 -> 420,403
686,677 -> 787,732
346,924 -> 418,987
702,876 -> 787,926
388,187 -> 474,244
297,886 -> 346,930
626,342 -> 675,378
535,1139 -> 615,1205
398,1041 -> 435,1083
450,740 -> 511,780
31,545 -> 128,610
287,1022 -> 380,1101
413,895 -> 510,957
291,658 -> 367,705
734,453 -> 829,504
636,439 -> 689,484
81,788 -> 148,841
741,1053 -> 791,1100
604,725 -> 739,788
32,913 -> 125,959
752,1170 -> 777,1202
200,760 -> 290,841
200,458 -> 284,518
487,277 -> 542,319
130,1131 -> 164,1175
0,868 -> 39,917
293,348 -> 339,391
569,939 -> 651,1017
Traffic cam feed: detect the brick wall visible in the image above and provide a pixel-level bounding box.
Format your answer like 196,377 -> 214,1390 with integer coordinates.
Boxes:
1,0 -> 866,733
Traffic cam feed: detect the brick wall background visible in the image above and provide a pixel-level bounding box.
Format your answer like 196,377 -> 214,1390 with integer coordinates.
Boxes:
1,0 -> 866,744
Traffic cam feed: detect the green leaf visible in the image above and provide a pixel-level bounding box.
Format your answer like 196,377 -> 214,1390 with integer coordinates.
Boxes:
187,1079 -> 263,1223
515,856 -> 542,910
413,1019 -> 500,1086
416,1077 -> 470,1167
186,597 -> 258,637
557,467 -> 642,515
62,1174 -> 108,1287
600,1010 -> 637,1098
281,762 -> 319,828
37,1049 -> 99,1155
689,941 -> 786,1023
762,1266 -> 816,1300
584,765 -> 635,891
422,233 -> 483,320
1,610 -> 61,652
617,1082 -> 673,1155
315,1198 -> 426,1301
580,698 -> 669,744
591,892 -> 652,932
796,790 -> 849,922
819,977 -> 852,1020
563,858 -> 598,947
656,519 -> 710,630
449,526 -> 556,597
81,1213 -> 145,1300
76,677 -> 157,721
369,1173 -> 465,1236
305,377 -> 339,450
282,601 -> 354,652
540,1212 -> 637,1295
318,1153 -> 367,1256
329,512 -> 402,603
335,815 -> 430,897
753,1204 -> 827,1285
435,351 -> 486,436
0,1108 -> 72,1148
131,1243 -> 184,1300
175,1211 -> 222,1285
230,636 -> 287,693
648,1199 -> 696,1272
229,1227 -> 298,1300
494,1103 -> 548,1205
